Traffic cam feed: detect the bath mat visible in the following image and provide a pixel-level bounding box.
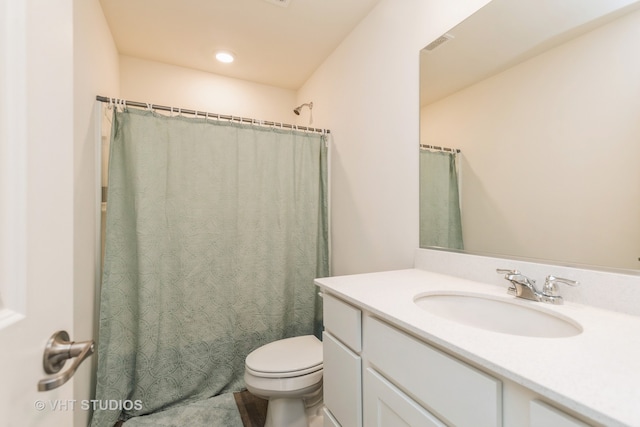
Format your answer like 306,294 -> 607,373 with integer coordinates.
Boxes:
114,392 -> 243,427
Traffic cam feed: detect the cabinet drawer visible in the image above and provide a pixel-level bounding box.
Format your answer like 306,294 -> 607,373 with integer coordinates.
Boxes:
323,331 -> 362,427
365,316 -> 502,427
323,293 -> 362,352
364,368 -> 446,427
530,400 -> 591,427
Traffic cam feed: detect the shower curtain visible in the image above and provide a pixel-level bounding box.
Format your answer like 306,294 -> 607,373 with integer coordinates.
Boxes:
91,108 -> 329,426
419,149 -> 463,249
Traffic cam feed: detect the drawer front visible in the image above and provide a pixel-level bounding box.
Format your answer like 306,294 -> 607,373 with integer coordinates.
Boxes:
323,293 -> 362,352
530,400 -> 591,427
323,331 -> 362,427
364,368 -> 447,427
365,316 -> 502,427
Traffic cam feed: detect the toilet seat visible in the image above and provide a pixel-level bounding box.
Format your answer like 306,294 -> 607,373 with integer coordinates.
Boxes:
246,363 -> 322,378
245,335 -> 323,378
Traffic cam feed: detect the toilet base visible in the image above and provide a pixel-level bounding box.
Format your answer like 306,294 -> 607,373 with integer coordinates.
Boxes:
306,403 -> 324,427
261,386 -> 323,427
264,397 -> 306,427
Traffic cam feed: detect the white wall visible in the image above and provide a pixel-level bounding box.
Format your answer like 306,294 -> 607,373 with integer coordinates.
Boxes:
297,0 -> 491,275
421,9 -> 640,270
119,56 -> 297,124
73,0 -> 120,425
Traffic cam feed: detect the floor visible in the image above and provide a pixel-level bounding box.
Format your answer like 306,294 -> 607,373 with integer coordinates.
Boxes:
234,389 -> 325,427
233,389 -> 269,427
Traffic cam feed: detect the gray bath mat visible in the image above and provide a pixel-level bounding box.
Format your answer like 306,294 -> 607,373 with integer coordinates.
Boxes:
121,392 -> 243,427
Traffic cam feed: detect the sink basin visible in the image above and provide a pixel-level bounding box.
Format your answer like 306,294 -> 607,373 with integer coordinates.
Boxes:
414,292 -> 582,338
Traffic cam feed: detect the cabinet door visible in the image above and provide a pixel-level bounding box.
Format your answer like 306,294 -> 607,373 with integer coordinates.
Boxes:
530,400 -> 591,427
364,368 -> 447,427
323,407 -> 341,427
323,331 -> 362,427
365,316 -> 502,427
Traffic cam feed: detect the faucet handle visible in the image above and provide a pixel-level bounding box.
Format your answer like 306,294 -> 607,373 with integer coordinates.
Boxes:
497,269 -> 533,283
543,275 -> 579,296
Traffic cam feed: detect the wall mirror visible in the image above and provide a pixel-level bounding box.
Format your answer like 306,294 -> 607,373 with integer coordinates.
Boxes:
419,0 -> 640,272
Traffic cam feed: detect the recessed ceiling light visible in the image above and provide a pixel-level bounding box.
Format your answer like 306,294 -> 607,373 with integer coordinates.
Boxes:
215,51 -> 235,63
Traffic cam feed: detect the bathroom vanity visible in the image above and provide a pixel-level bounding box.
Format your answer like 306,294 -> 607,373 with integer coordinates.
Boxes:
316,265 -> 640,427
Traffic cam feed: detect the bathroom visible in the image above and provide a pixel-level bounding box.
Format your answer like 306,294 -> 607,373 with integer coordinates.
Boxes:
1,0 -> 639,426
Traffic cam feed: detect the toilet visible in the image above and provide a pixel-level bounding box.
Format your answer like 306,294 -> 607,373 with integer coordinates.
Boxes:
244,335 -> 323,427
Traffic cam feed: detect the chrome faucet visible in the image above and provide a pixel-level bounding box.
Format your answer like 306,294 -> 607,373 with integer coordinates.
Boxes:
496,269 -> 579,305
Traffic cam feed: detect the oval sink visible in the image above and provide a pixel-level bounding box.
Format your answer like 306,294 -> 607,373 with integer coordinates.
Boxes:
414,292 -> 582,338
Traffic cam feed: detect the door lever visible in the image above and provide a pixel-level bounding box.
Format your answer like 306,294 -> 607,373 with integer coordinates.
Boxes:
37,331 -> 94,391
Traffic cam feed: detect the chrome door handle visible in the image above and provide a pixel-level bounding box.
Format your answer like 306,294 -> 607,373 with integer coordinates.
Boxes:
37,331 -> 95,391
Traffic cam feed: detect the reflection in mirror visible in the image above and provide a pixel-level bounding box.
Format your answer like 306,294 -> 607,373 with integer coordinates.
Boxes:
419,146 -> 463,250
420,0 -> 640,271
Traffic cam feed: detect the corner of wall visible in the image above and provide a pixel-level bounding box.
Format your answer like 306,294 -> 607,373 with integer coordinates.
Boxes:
73,1 -> 120,426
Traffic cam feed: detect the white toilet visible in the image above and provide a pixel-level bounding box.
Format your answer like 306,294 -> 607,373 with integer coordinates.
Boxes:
244,335 -> 323,427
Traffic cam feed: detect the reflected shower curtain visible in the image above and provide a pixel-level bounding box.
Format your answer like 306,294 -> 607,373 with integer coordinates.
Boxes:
419,150 -> 463,249
91,109 -> 329,426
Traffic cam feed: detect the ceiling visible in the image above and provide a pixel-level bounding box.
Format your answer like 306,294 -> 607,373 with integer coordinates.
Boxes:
420,0 -> 640,106
99,0 -> 381,90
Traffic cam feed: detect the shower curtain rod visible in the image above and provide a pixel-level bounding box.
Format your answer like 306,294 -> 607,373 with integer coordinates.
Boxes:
420,144 -> 460,153
96,96 -> 330,135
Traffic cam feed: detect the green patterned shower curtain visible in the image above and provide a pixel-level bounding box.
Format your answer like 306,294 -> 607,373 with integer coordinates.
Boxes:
419,149 -> 464,250
91,108 -> 329,426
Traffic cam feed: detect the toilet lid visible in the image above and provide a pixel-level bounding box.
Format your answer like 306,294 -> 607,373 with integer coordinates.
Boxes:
245,335 -> 322,375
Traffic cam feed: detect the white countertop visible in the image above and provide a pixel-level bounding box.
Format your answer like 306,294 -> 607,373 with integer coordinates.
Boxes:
315,268 -> 640,427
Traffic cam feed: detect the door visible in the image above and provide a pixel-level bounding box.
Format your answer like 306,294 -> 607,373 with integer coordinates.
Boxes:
0,0 -> 77,426
363,368 -> 446,427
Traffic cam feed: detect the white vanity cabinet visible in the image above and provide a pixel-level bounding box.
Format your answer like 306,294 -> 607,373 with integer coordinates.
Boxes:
364,316 -> 502,427
322,294 -> 362,427
530,400 -> 591,427
321,292 -> 597,427
322,292 -> 501,427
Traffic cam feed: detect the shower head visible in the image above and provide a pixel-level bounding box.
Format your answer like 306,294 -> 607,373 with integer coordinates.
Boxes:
293,102 -> 313,115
